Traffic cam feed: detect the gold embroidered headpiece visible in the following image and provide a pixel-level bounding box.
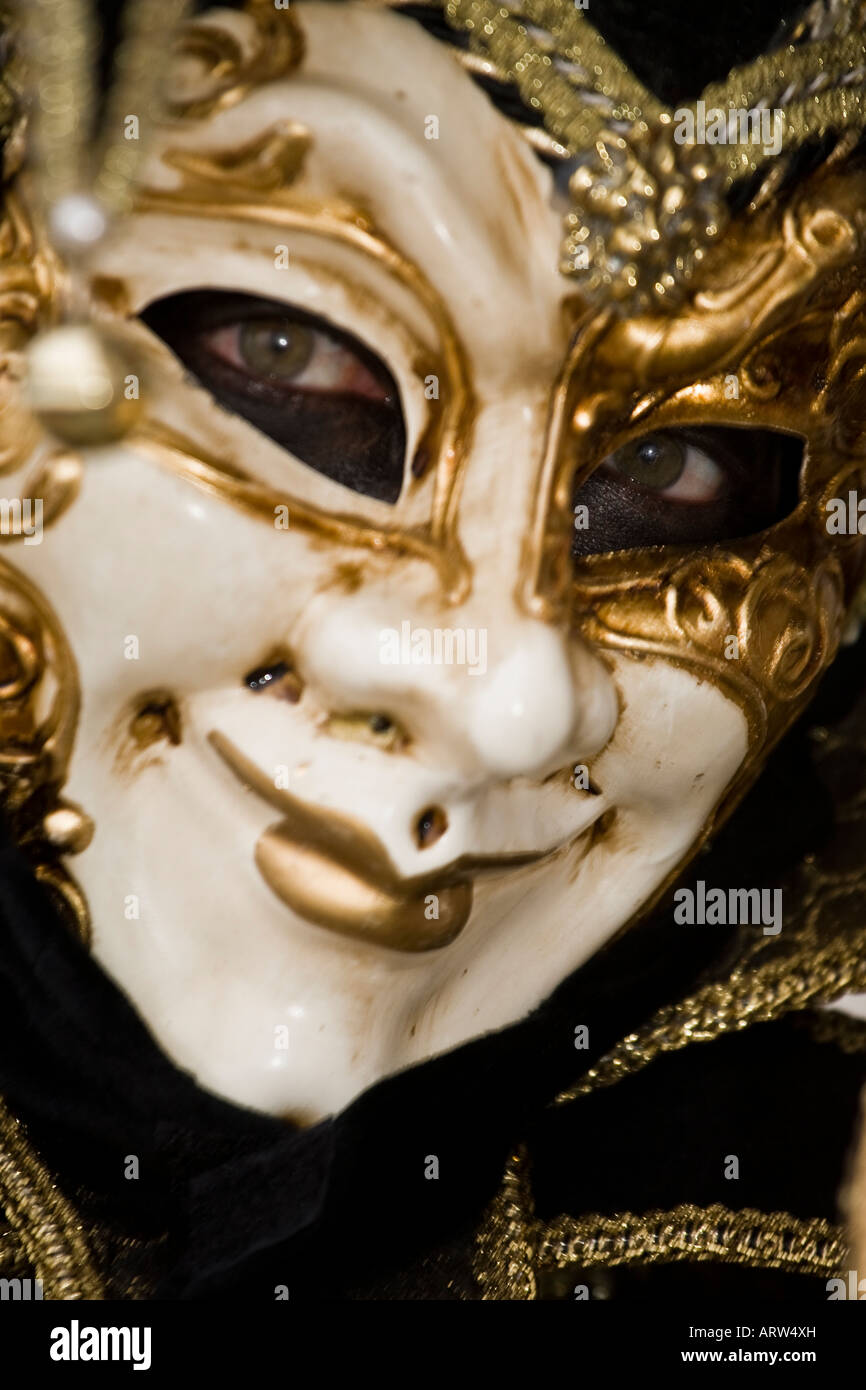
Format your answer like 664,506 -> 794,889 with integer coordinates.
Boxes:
432,0 -> 866,313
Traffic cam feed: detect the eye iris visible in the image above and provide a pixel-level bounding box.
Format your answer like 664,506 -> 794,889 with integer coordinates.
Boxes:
612,435 -> 685,491
239,319 -> 313,377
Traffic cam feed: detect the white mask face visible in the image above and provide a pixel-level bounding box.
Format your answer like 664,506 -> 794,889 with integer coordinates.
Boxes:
3,1 -> 853,1122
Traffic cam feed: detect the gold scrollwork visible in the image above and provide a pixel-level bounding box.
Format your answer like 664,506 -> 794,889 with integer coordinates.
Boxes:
159,122 -> 312,196
166,0 -> 305,121
0,190 -> 57,475
0,559 -> 89,944
569,549 -> 846,753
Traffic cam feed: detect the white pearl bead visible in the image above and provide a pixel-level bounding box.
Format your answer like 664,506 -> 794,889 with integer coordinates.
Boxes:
48,194 -> 108,256
25,323 -> 142,446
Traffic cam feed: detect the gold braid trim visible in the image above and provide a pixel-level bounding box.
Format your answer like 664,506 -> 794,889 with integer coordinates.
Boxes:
474,1148 -> 847,1297
539,1205 -> 846,1277
509,0 -> 663,123
442,0 -> 667,147
92,0 -> 194,214
702,32 -> 866,113
474,1147 -> 537,1300
439,0 -> 866,311
718,86 -> 866,186
15,0 -> 99,210
17,0 -> 196,217
442,3 -> 866,166
443,0 -> 618,152
0,1220 -> 30,1275
0,1097 -> 104,1298
553,928 -> 866,1107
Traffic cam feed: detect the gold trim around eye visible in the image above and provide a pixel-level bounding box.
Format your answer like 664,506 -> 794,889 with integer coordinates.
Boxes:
127,125 -> 477,602
520,167 -> 866,777
128,419 -> 470,601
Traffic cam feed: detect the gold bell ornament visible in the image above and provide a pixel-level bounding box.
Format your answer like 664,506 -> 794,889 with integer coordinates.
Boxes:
16,0 -> 192,446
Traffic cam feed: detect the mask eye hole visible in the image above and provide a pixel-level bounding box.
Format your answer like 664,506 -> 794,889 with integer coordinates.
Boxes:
139,290 -> 407,504
571,426 -> 804,562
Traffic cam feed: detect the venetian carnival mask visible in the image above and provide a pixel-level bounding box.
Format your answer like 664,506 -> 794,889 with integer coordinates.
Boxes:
0,0 -> 865,1122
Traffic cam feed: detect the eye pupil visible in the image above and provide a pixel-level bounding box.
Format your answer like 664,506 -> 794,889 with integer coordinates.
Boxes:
612,434 -> 685,491
239,319 -> 313,377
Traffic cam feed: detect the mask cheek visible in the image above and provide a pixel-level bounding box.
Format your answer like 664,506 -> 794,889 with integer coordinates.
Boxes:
592,655 -> 750,837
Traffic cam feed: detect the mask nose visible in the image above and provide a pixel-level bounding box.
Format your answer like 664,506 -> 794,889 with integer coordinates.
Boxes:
464,617 -> 612,777
293,587 -> 617,784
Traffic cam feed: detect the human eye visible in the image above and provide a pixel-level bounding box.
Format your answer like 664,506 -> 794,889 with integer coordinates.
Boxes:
571,427 -> 804,560
140,289 -> 407,503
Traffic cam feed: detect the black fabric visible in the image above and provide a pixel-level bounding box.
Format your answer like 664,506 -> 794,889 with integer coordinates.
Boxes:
530,1017 -> 865,1224
587,0 -> 807,106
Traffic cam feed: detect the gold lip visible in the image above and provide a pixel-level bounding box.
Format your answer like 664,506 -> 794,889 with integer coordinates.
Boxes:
208,730 -> 586,953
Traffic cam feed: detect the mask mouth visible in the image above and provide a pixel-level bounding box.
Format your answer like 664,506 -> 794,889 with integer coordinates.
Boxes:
254,821 -> 475,951
207,730 -> 600,952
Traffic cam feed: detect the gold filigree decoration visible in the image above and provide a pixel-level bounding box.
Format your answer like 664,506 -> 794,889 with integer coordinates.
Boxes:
572,551 -> 846,752
522,167 -> 866,792
0,557 -> 89,943
166,0 -> 304,121
0,189 -> 57,473
525,179 -> 866,620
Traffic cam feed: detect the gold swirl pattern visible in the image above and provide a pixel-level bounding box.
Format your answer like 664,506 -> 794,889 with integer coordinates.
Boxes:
0,559 -> 88,942
571,552 -> 846,751
166,0 -> 305,120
